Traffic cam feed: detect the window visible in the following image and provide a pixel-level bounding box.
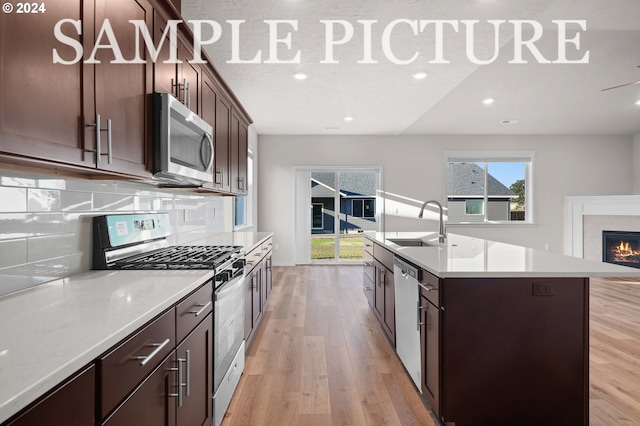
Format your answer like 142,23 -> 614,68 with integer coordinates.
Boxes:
446,151 -> 534,225
352,199 -> 376,218
234,196 -> 246,227
465,199 -> 484,215
234,146 -> 253,229
312,203 -> 323,229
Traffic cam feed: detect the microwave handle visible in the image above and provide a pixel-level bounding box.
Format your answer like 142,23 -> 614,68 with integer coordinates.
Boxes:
201,133 -> 214,171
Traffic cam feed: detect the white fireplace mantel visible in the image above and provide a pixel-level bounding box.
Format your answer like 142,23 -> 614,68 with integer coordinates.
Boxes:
564,195 -> 640,258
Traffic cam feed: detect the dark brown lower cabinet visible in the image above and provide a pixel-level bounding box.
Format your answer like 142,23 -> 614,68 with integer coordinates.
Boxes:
103,353 -> 177,426
7,364 -> 95,426
244,264 -> 262,346
176,314 -> 213,426
372,259 -> 395,346
244,240 -> 273,349
419,292 -> 440,418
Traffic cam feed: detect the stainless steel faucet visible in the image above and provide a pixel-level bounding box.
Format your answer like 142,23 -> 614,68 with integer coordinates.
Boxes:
418,200 -> 446,243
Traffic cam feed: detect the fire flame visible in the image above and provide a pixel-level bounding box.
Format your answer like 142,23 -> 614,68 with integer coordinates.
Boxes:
612,240 -> 640,260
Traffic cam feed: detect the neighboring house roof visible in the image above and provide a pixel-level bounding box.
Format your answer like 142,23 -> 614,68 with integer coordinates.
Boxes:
311,172 -> 376,198
447,163 -> 517,198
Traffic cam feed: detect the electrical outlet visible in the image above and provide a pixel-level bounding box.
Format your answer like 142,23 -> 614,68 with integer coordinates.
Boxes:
532,282 -> 555,296
274,244 -> 279,250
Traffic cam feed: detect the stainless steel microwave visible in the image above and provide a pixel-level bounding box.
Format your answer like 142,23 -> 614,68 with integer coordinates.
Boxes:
153,92 -> 214,185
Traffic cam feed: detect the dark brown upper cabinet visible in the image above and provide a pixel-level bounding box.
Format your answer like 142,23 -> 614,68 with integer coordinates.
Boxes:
0,0 -> 153,179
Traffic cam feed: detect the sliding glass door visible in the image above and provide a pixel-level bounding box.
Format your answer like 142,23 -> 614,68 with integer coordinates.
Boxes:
295,167 -> 382,264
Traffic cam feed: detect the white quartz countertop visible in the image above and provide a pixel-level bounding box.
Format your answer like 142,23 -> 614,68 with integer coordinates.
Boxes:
0,231 -> 271,424
366,231 -> 640,278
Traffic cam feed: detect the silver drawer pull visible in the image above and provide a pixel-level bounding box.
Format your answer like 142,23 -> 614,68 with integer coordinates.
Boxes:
190,301 -> 212,317
418,282 -> 437,292
137,338 -> 170,366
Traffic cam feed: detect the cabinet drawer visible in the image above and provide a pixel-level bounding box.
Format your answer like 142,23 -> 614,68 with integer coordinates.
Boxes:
363,239 -> 374,256
261,237 -> 273,255
420,269 -> 439,306
176,281 -> 213,344
245,245 -> 262,272
373,243 -> 394,271
99,308 -> 176,419
363,249 -> 374,283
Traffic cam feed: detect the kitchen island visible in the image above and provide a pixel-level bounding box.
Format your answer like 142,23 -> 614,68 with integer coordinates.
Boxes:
364,231 -> 640,426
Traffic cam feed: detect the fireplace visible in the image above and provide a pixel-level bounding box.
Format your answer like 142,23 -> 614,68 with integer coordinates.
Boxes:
602,230 -> 640,269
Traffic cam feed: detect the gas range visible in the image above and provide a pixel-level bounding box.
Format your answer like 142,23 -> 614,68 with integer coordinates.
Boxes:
92,213 -> 245,287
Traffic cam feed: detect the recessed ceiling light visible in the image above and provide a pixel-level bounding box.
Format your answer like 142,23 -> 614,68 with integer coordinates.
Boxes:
412,72 -> 428,80
483,98 -> 495,105
501,119 -> 520,125
635,100 -> 640,106
344,116 -> 354,122
292,72 -> 308,80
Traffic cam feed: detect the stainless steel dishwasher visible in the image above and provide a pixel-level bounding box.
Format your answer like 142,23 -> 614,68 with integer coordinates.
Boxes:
393,256 -> 422,392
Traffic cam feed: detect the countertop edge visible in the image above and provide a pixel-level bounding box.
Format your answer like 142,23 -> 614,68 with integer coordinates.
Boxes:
364,231 -> 640,278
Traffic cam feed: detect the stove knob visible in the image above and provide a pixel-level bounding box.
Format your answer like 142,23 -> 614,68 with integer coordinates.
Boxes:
233,259 -> 246,269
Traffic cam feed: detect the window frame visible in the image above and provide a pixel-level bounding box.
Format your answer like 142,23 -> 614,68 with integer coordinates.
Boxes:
445,151 -> 535,226
311,203 -> 324,229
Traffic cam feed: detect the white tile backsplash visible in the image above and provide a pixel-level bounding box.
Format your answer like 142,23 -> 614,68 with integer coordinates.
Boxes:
0,170 -> 226,296
0,188 -> 27,212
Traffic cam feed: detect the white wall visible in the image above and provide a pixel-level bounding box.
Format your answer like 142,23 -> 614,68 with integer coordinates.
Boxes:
633,132 -> 640,194
258,134 -> 634,265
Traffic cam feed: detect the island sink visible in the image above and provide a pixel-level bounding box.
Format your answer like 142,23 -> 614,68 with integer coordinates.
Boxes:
386,238 -> 434,247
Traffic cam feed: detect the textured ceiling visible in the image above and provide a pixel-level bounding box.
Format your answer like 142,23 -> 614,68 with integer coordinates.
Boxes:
182,0 -> 640,136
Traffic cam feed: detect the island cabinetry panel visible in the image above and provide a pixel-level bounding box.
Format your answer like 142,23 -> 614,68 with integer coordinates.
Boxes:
362,241 -> 395,345
362,247 -> 375,308
244,237 -> 274,349
0,0 -> 153,179
419,270 -> 440,418
440,277 -> 589,426
6,364 -> 95,426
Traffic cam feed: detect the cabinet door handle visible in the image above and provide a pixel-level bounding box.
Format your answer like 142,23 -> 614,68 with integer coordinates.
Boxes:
137,338 -> 170,366
170,358 -> 184,407
105,118 -> 112,164
417,302 -> 427,331
185,79 -> 190,109
215,168 -> 223,184
86,114 -> 112,164
184,350 -> 191,397
189,301 -> 212,317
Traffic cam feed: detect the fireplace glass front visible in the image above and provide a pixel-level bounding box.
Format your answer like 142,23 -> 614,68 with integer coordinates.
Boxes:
602,230 -> 640,269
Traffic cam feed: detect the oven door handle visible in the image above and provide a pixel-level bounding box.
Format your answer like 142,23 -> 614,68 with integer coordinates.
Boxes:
215,274 -> 245,301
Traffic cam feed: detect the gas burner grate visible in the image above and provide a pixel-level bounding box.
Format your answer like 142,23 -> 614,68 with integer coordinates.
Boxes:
112,245 -> 242,270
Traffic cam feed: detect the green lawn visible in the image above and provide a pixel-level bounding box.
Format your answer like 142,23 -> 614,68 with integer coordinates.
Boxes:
311,235 -> 364,260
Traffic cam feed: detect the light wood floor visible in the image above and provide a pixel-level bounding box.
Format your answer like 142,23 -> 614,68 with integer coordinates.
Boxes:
222,267 -> 640,426
590,276 -> 640,425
